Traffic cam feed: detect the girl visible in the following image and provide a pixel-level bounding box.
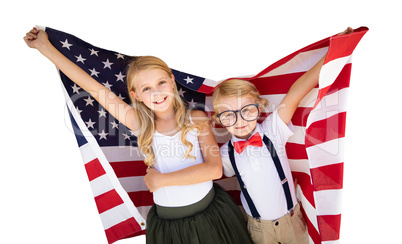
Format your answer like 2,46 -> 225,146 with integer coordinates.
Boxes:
24,27 -> 252,244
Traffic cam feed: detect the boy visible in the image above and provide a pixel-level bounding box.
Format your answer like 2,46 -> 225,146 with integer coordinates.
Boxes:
209,27 -> 356,240
212,76 -> 311,243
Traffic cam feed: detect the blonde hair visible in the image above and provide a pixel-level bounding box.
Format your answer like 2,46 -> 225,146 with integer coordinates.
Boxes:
211,79 -> 269,121
126,56 -> 200,167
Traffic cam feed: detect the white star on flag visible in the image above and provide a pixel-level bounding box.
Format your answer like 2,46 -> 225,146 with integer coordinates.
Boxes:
98,130 -> 108,140
84,96 -> 95,106
98,109 -> 107,118
123,133 -> 131,140
115,53 -> 125,59
72,83 -> 81,94
89,48 -> 99,56
85,118 -> 96,129
178,88 -> 186,97
115,72 -> 126,82
102,81 -> 113,90
89,68 -> 100,77
110,121 -> 119,129
60,39 -> 73,50
188,99 -> 197,107
184,76 -> 194,84
102,59 -> 114,69
75,54 -> 86,64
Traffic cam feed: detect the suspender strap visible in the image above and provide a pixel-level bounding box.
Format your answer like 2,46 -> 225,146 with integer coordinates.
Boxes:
227,134 -> 294,219
228,141 -> 261,219
262,135 -> 294,211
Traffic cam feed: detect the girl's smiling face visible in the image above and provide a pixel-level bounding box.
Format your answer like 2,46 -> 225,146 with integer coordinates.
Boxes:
216,95 -> 260,139
130,68 -> 176,113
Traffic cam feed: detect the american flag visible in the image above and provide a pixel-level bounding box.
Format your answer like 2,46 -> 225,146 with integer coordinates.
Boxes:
42,26 -> 368,244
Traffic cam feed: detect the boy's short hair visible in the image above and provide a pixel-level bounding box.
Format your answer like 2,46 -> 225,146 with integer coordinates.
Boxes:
212,79 -> 269,120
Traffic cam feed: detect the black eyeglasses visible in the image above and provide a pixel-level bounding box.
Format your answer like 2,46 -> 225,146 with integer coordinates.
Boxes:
216,104 -> 260,127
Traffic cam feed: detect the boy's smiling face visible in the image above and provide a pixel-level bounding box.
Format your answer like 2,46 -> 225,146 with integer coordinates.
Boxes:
216,95 -> 260,139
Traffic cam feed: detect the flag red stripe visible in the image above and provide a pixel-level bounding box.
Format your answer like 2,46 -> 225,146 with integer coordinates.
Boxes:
314,86 -> 332,108
110,161 -> 147,178
251,73 -> 305,95
315,64 -> 351,107
317,214 -> 342,241
286,143 -> 308,160
292,172 -> 315,208
95,189 -> 125,214
104,217 -> 142,244
127,191 -> 154,207
305,112 -> 347,148
311,163 -> 344,191
122,229 -> 146,239
85,158 -> 106,181
326,63 -> 351,95
291,107 -> 313,127
300,206 -> 322,244
324,28 -> 368,64
225,190 -> 242,205
198,84 -> 214,94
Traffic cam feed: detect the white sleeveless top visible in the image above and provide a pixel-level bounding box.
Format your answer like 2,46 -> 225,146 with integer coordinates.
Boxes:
151,118 -> 213,207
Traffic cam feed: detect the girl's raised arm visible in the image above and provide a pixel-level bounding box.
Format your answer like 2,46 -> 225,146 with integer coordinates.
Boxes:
24,27 -> 140,135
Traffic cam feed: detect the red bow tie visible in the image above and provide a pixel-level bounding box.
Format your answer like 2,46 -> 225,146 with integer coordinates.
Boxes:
233,133 -> 263,154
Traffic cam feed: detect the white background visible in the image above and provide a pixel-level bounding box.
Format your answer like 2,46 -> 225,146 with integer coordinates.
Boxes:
2,1 -> 401,243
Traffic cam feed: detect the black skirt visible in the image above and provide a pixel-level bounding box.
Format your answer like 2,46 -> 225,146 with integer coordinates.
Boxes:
146,184 -> 252,244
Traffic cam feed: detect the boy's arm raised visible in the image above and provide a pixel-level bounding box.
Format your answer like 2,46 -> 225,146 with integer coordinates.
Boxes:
24,27 -> 139,134
278,54 -> 326,125
278,27 -> 353,125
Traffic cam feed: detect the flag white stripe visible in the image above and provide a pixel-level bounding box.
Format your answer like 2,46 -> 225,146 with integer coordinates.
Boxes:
90,174 -> 116,197
298,88 -> 320,108
100,204 -> 134,230
118,176 -> 148,192
261,47 -> 328,78
314,189 -> 343,215
306,89 -> 349,128
296,184 -> 319,232
137,205 -> 152,218
319,55 -> 352,88
288,126 -> 306,144
306,138 -> 345,169
80,142 -> 97,164
289,159 -> 311,175
261,94 -> 286,110
204,96 -> 214,112
201,78 -> 221,88
322,241 -> 340,244
261,88 -> 318,109
101,146 -> 144,162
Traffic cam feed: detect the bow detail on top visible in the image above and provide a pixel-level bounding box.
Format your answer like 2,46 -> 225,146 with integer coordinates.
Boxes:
233,132 -> 263,154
